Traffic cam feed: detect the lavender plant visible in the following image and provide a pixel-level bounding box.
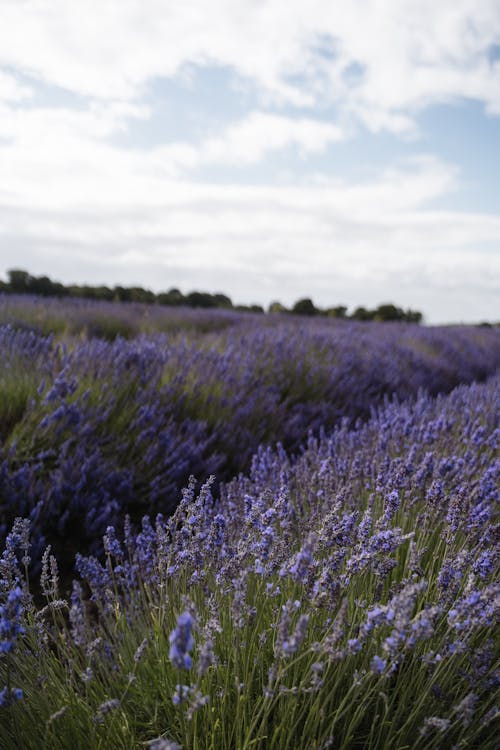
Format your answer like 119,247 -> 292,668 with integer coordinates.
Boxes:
0,374 -> 497,748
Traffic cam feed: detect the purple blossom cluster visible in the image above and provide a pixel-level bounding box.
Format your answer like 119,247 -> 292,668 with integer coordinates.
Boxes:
0,586 -> 24,654
0,584 -> 24,708
68,374 -> 498,682
169,612 -> 195,670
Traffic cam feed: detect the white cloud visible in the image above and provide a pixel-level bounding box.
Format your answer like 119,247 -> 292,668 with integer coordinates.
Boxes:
1,1 -> 500,127
0,117 -> 498,322
152,112 -> 345,171
0,101 -> 150,143
0,71 -> 33,103
199,112 -> 345,164
0,101 -> 346,202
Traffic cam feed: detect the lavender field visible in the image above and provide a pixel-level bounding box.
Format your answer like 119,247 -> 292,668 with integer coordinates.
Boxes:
0,296 -> 499,749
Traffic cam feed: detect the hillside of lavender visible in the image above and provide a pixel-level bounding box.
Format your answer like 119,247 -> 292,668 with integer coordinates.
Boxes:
0,295 -> 499,748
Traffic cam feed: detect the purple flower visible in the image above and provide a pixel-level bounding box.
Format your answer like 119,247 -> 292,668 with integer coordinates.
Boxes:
0,586 -> 24,654
281,614 -> 310,656
473,551 -> 493,579
254,559 -> 265,575
197,638 -> 214,677
172,684 -> 190,706
94,698 -> 120,724
288,534 -> 317,583
347,638 -> 362,654
148,739 -> 182,750
169,612 -> 194,670
0,686 -> 23,707
370,655 -> 386,674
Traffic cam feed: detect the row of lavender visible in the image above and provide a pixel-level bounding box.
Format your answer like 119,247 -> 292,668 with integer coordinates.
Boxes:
1,315 -> 500,562
0,372 -> 498,747
0,293 -> 247,339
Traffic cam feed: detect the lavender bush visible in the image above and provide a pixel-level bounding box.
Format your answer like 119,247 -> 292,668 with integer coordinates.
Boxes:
0,374 -> 498,748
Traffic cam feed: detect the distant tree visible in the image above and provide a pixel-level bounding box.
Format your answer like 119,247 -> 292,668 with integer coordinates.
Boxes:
233,305 -> 264,313
373,304 -> 423,323
93,286 -> 114,302
29,275 -> 53,296
7,269 -> 31,293
51,281 -> 68,297
326,305 -> 348,318
374,303 -> 405,322
212,293 -> 233,309
80,285 -> 100,300
186,291 -> 218,308
268,301 -> 288,314
404,309 -> 423,324
235,304 -> 264,314
129,287 -> 155,304
292,298 -> 318,316
352,306 -> 373,321
7,270 -> 68,297
113,286 -> 132,302
68,285 -> 84,298
157,288 -> 186,306
351,303 -> 423,324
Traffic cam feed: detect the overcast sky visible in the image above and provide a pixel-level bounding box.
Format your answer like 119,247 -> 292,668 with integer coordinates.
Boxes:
0,1 -> 499,322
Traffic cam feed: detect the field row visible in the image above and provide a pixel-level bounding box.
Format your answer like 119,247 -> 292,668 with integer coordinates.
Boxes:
0,313 -> 499,561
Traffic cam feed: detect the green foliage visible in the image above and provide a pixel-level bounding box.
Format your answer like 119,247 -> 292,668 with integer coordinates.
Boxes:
325,305 -> 348,318
7,270 -> 68,298
352,306 -> 372,321
0,372 -> 39,440
268,301 -> 288,314
291,298 -> 318,316
7,270 -> 31,294
78,314 -> 137,341
235,304 -> 265,314
157,288 -> 185,306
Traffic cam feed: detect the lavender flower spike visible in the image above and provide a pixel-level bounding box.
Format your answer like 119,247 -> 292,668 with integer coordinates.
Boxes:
169,612 -> 195,670
0,586 -> 25,654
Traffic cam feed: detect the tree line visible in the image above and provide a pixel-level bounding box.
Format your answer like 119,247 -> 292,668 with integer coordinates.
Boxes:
0,269 -> 423,323
279,297 -> 423,323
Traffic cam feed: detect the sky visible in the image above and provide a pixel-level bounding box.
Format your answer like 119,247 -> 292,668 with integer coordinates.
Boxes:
0,1 -> 499,323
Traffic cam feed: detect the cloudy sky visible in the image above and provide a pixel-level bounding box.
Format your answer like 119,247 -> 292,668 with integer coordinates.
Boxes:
0,1 -> 499,322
